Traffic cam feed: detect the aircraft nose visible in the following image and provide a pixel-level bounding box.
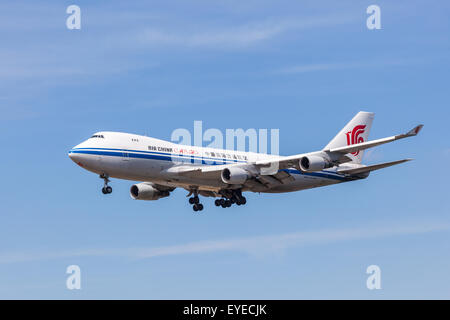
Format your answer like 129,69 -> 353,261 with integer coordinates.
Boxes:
68,149 -> 80,162
68,149 -> 87,169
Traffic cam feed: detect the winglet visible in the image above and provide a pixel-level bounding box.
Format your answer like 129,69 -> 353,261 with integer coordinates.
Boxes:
406,124 -> 424,137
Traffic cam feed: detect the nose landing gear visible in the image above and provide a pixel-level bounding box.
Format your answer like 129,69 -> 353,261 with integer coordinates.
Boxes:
100,174 -> 112,194
102,186 -> 112,194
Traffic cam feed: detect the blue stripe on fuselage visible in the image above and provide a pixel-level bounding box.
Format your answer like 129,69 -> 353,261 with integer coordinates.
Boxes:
68,147 -> 351,181
70,147 -> 245,164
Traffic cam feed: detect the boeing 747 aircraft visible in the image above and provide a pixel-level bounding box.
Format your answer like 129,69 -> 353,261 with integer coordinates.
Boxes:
68,112 -> 423,211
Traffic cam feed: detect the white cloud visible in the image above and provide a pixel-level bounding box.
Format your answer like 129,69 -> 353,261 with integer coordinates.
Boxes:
135,16 -> 353,48
277,58 -> 421,74
0,220 -> 448,264
134,222 -> 449,258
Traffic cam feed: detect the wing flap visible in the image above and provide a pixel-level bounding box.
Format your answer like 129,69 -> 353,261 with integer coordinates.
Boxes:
273,170 -> 296,183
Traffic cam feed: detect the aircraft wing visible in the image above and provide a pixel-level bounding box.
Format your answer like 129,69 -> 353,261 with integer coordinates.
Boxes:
163,164 -> 231,179
161,124 -> 422,188
325,124 -> 423,155
255,124 -> 423,171
162,162 -> 295,189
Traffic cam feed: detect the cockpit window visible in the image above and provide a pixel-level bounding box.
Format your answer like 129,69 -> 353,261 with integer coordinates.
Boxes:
90,134 -> 104,139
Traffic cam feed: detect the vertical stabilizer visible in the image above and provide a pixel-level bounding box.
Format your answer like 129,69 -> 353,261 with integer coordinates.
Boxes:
324,111 -> 374,164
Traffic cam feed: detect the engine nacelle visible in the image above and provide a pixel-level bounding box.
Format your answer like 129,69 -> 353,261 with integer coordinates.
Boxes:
221,167 -> 249,185
130,183 -> 170,200
299,155 -> 332,172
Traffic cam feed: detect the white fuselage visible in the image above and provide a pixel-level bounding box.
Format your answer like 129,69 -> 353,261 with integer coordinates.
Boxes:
68,131 -> 359,194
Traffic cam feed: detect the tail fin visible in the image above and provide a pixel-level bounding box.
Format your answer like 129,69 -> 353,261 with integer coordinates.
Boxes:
324,111 -> 375,164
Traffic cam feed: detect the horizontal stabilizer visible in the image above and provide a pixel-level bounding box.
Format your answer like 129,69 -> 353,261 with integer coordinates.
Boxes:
337,159 -> 413,175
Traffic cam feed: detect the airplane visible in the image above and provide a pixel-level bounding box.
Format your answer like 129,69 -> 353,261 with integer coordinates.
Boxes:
68,112 -> 423,212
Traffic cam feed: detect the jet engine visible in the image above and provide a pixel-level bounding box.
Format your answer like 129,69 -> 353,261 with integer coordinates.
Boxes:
130,183 -> 170,200
299,155 -> 332,172
221,167 -> 250,185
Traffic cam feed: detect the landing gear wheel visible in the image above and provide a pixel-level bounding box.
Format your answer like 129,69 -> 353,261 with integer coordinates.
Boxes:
100,174 -> 112,195
193,203 -> 203,212
214,199 -> 221,206
225,200 -> 232,207
240,197 -> 246,205
188,191 -> 203,212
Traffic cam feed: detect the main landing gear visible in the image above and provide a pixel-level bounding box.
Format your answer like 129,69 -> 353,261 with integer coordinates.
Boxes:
187,189 -> 246,212
188,191 -> 204,212
100,173 -> 112,194
214,190 -> 247,209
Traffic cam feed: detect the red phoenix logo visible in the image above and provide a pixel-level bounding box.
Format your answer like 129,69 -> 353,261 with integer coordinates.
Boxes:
345,125 -> 366,156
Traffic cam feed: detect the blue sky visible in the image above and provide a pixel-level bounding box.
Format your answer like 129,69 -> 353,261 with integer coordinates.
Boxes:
0,0 -> 449,299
